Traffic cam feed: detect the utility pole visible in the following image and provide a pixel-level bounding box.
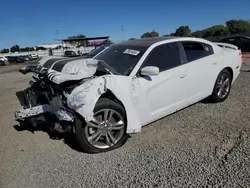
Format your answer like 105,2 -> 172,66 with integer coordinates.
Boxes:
56,30 -> 59,43
121,26 -> 124,41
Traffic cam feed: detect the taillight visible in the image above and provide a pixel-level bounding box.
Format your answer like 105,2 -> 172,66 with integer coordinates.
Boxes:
239,48 -> 244,63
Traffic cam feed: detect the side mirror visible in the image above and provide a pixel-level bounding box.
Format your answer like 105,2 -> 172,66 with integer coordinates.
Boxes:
140,66 -> 159,76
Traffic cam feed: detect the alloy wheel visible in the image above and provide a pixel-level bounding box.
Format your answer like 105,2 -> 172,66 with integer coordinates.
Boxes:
85,109 -> 125,149
216,73 -> 231,99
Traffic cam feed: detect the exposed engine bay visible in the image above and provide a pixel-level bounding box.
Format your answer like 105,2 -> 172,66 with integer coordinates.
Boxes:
15,59 -> 117,134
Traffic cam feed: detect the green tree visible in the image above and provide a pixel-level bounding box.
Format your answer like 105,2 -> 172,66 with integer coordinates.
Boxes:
10,45 -> 20,52
174,26 -> 191,36
163,32 -> 177,37
141,30 -> 159,38
151,30 -> 159,37
191,30 -> 203,38
0,48 -> 9,53
141,32 -> 152,38
226,19 -> 250,34
202,25 -> 229,38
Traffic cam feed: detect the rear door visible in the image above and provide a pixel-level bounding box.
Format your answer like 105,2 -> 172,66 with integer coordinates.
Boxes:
179,41 -> 217,100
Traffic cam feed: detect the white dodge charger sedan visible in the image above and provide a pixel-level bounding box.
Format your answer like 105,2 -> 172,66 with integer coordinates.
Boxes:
15,37 -> 242,153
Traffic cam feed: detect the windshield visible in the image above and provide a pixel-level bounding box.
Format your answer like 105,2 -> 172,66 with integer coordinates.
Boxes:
93,45 -> 147,75
88,46 -> 106,56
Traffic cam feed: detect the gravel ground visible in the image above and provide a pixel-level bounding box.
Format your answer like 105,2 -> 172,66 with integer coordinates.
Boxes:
0,59 -> 250,188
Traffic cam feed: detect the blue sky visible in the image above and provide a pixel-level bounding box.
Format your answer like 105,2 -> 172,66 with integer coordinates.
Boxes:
1,0 -> 250,49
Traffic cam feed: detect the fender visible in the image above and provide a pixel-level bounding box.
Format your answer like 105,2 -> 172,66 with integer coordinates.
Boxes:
67,75 -> 142,133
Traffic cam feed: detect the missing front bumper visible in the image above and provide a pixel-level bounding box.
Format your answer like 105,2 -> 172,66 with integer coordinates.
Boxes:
14,104 -> 75,123
14,104 -> 52,120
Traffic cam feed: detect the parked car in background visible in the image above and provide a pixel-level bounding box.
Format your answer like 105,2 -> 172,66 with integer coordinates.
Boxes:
6,56 -> 16,63
64,50 -> 79,57
0,56 -> 8,62
217,36 -> 250,52
15,37 -> 242,153
20,55 -> 31,61
6,56 -> 25,63
29,54 -> 39,60
0,60 -> 6,66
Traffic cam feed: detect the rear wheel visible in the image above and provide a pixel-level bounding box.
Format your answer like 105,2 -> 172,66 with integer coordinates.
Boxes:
210,69 -> 232,103
75,98 -> 128,153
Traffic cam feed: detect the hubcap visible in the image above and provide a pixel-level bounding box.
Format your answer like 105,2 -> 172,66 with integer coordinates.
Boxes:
216,73 -> 230,99
85,109 -> 125,149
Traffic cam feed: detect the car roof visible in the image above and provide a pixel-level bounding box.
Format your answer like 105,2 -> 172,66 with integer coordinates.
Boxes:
114,36 -> 180,47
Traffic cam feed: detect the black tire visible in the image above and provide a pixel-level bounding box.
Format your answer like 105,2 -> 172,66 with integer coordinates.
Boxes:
75,98 -> 128,153
210,69 -> 232,103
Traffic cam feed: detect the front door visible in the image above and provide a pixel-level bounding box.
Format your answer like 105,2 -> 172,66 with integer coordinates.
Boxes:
135,42 -> 190,123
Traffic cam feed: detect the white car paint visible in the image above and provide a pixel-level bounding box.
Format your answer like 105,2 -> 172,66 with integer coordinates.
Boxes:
0,56 -> 8,62
36,37 -> 242,134
124,38 -> 241,128
67,75 -> 142,133
47,59 -> 99,84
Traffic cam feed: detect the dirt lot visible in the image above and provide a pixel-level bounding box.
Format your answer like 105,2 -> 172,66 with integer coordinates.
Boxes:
0,60 -> 250,188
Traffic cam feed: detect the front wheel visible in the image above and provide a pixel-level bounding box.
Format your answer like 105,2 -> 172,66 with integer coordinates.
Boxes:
75,98 -> 128,153
209,69 -> 232,103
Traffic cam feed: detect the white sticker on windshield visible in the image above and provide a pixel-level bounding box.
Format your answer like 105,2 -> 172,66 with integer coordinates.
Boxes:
123,49 -> 140,56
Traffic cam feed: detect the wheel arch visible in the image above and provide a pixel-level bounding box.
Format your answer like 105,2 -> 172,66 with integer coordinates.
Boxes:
224,67 -> 234,81
209,67 -> 233,103
96,87 -> 142,133
67,76 -> 142,133
98,89 -> 127,123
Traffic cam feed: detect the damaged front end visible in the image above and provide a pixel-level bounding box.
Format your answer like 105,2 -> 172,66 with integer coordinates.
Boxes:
15,56 -> 143,152
15,65 -> 79,133
14,58 -> 124,134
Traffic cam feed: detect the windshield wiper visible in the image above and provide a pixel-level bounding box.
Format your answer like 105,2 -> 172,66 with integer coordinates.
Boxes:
98,61 -> 120,75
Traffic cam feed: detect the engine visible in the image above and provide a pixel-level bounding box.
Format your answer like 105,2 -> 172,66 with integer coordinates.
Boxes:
15,66 -> 81,133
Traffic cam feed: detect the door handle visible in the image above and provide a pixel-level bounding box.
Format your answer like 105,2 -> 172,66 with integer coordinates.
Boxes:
213,62 -> 218,65
180,74 -> 187,79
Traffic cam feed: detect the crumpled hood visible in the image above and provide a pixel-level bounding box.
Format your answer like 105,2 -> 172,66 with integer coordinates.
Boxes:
37,56 -> 91,70
43,57 -> 99,84
37,56 -> 66,69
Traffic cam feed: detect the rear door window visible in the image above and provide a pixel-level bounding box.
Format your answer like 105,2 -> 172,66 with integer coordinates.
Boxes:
141,42 -> 182,72
181,42 -> 213,62
238,37 -> 250,44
